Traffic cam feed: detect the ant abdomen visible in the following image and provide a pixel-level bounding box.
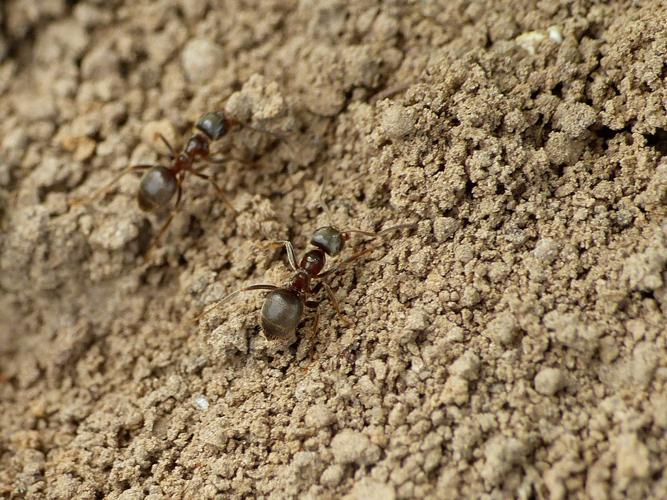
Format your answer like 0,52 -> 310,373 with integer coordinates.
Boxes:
261,289 -> 304,339
137,166 -> 178,211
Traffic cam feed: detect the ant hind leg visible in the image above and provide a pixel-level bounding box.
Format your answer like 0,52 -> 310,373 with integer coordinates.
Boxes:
191,171 -> 236,214
69,164 -> 153,207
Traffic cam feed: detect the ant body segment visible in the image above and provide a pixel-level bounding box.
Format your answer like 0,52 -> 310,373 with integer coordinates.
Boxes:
198,223 -> 415,340
70,112 -> 240,242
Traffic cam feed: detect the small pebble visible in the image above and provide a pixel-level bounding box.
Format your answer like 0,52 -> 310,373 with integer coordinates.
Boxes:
533,238 -> 559,264
379,104 -> 415,140
320,464 -> 345,487
450,352 -> 480,381
194,394 -> 209,411
304,404 -> 335,429
331,429 -> 380,465
547,25 -> 563,43
181,38 -> 224,83
534,367 -> 564,396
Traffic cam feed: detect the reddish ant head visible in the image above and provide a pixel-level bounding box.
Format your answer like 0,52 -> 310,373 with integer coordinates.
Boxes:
261,289 -> 304,339
310,226 -> 345,257
137,166 -> 178,211
196,112 -> 229,141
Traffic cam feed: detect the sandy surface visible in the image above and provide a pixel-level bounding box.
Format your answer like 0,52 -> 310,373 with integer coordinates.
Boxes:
1,0 -> 667,498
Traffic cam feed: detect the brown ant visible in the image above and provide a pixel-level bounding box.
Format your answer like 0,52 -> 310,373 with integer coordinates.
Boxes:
198,222 -> 415,340
70,112 -> 247,243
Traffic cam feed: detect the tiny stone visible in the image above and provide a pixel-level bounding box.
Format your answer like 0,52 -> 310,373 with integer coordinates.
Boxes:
545,131 -> 584,166
547,25 -> 563,43
181,38 -> 224,83
450,351 -> 480,381
534,367 -> 564,395
331,429 -> 380,465
433,217 -> 459,242
320,464 -> 345,487
515,31 -> 545,55
461,286 -> 481,307
533,238 -> 559,264
405,308 -> 429,332
440,376 -> 469,405
455,244 -> 474,263
304,404 -> 334,429
194,395 -> 209,411
379,104 -> 415,140
483,312 -> 518,345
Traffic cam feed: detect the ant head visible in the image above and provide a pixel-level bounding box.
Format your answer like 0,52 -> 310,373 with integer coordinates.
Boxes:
310,226 -> 345,257
137,165 -> 178,211
196,112 -> 229,141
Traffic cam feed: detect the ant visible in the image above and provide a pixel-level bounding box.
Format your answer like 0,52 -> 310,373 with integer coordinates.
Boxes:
70,111 -> 251,243
198,221 -> 415,340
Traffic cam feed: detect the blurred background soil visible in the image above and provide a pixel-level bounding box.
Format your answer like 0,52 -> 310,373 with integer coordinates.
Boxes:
1,0 -> 667,498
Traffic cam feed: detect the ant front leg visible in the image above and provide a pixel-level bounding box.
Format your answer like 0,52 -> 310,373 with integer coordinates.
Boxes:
190,171 -> 236,213
261,240 -> 298,271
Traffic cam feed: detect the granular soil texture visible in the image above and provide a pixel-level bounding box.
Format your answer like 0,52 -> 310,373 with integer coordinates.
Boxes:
1,1 -> 667,498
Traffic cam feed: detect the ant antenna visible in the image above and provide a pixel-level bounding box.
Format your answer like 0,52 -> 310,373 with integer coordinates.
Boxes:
317,168 -> 334,226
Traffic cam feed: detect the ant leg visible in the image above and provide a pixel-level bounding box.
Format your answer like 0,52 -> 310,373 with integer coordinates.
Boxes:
306,300 -> 320,336
261,240 -> 298,271
241,122 -> 297,157
195,284 -> 278,322
341,223 -> 417,241
69,164 -> 154,207
190,171 -> 237,214
321,281 -> 353,327
297,300 -> 321,365
317,224 -> 415,279
155,133 -> 176,159
317,243 -> 381,279
312,281 -> 352,327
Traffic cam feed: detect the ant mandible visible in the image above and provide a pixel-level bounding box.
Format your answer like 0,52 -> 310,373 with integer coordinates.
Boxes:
70,112 -> 242,242
198,222 -> 415,340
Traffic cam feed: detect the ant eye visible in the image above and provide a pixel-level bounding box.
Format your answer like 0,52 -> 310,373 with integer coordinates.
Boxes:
196,112 -> 228,140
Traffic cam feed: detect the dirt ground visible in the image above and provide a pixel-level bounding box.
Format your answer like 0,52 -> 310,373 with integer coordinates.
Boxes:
1,0 -> 667,498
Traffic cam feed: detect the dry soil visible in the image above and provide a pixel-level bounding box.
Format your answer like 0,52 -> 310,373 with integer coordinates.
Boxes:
1,1 -> 667,499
